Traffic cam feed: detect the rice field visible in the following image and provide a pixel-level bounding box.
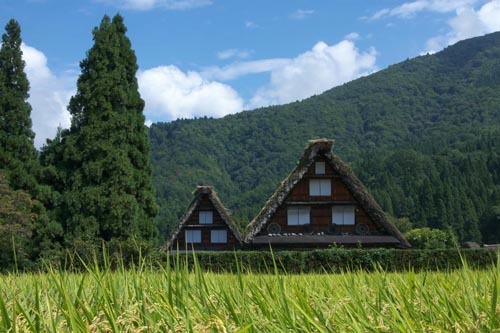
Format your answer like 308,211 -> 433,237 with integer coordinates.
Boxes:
0,255 -> 499,332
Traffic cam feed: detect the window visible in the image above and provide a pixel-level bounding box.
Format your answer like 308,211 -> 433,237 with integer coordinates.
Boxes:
332,206 -> 355,225
211,230 -> 227,243
199,211 -> 213,224
287,206 -> 310,225
185,230 -> 201,243
309,179 -> 331,196
315,162 -> 325,174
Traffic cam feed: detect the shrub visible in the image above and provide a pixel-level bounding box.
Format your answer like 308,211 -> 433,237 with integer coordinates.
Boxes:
164,248 -> 497,273
405,227 -> 457,249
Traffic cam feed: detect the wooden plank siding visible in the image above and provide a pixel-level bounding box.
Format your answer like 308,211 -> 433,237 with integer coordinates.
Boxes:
256,159 -> 386,237
172,196 -> 240,250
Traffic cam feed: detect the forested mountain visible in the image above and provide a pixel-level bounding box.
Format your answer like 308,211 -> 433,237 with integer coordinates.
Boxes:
150,31 -> 500,244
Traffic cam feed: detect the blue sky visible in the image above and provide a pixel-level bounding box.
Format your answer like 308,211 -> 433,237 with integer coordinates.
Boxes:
1,0 -> 500,148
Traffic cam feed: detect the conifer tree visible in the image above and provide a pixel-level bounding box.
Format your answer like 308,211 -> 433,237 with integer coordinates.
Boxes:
0,19 -> 63,266
53,15 -> 157,248
0,19 -> 38,193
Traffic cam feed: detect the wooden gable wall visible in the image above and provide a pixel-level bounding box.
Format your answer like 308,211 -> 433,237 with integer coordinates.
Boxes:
255,157 -> 388,237
172,196 -> 240,250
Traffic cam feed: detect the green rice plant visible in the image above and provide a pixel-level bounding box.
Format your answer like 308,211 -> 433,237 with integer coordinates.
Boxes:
0,250 -> 498,332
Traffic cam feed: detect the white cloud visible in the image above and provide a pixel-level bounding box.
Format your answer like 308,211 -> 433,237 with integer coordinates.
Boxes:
425,0 -> 500,52
138,65 -> 244,121
245,20 -> 259,29
21,38 -> 378,140
202,40 -> 377,109
217,48 -> 251,60
370,0 -> 478,19
290,9 -> 315,20
202,58 -> 290,81
21,43 -> 74,149
137,39 -> 377,121
345,32 -> 360,40
247,40 -> 377,108
99,0 -> 212,10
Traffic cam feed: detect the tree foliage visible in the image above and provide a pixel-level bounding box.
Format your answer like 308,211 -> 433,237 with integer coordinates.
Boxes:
0,19 -> 38,193
0,173 -> 36,270
0,19 -> 62,269
404,228 -> 457,249
40,15 -> 157,251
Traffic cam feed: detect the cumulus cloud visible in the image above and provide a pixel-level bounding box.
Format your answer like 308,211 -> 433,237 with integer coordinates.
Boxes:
247,40 -> 377,108
426,0 -> 500,52
21,43 -> 74,149
290,9 -> 315,20
138,65 -> 244,121
370,0 -> 478,19
99,0 -> 212,10
21,38 -> 378,139
137,38 -> 377,120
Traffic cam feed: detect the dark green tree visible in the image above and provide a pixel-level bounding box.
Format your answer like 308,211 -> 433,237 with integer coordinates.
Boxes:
0,172 -> 35,271
0,19 -> 38,193
47,15 -> 157,251
0,19 -> 63,268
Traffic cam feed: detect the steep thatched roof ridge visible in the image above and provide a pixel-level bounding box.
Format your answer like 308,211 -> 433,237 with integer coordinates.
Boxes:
166,186 -> 242,248
244,139 -> 333,242
244,139 -> 410,248
328,154 -> 411,248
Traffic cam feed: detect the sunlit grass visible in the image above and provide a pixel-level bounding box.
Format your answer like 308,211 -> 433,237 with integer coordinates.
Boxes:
0,253 -> 498,332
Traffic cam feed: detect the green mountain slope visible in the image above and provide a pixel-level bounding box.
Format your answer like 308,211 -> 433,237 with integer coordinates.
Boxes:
150,32 -> 500,243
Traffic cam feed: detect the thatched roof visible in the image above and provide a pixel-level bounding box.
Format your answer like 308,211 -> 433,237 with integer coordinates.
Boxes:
244,139 -> 411,248
166,186 -> 242,248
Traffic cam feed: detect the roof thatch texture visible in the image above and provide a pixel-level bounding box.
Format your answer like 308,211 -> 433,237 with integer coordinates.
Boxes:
244,139 -> 411,248
166,186 -> 242,249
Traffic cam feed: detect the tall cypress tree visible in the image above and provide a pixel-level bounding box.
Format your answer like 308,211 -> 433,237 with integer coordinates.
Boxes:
0,19 -> 62,266
56,15 -> 157,248
0,19 -> 38,193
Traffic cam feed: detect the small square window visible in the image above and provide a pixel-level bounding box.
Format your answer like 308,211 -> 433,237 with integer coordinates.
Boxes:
199,211 -> 213,224
332,206 -> 355,225
211,230 -> 227,243
315,162 -> 325,174
185,230 -> 201,243
287,206 -> 310,225
309,179 -> 331,196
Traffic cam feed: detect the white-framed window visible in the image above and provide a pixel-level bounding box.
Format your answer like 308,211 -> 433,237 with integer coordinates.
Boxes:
287,206 -> 311,225
185,230 -> 202,243
211,230 -> 227,243
332,206 -> 355,225
315,162 -> 325,174
199,211 -> 213,224
309,179 -> 331,196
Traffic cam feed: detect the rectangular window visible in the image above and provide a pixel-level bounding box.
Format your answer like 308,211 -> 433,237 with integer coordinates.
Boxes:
211,230 -> 227,243
315,162 -> 325,174
199,211 -> 213,224
332,206 -> 355,225
287,206 -> 311,225
309,179 -> 331,196
185,230 -> 201,243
